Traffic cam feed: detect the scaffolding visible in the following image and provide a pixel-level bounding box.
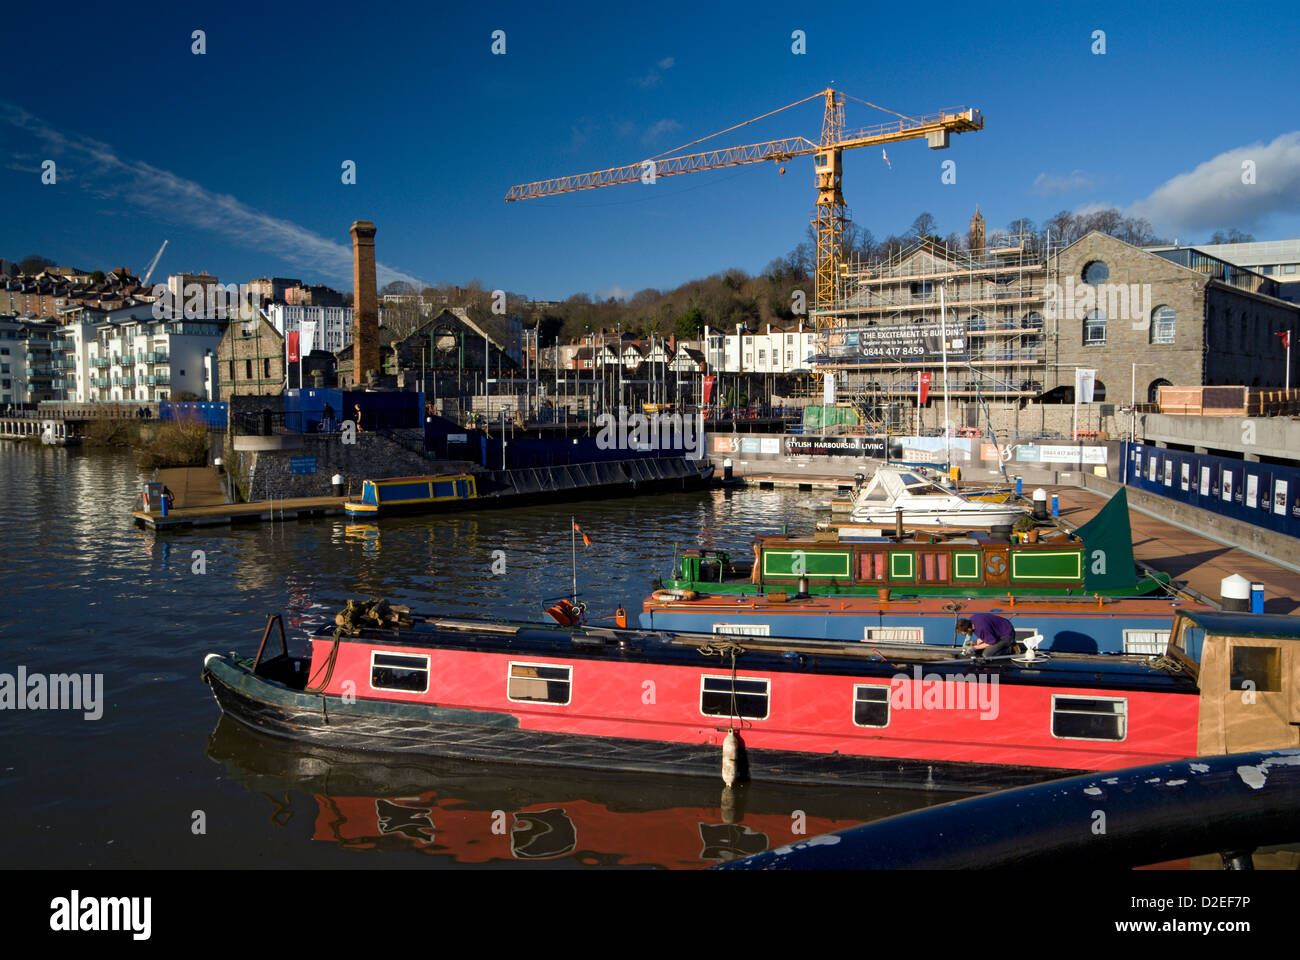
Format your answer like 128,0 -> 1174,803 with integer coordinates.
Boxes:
812,232 -> 1068,426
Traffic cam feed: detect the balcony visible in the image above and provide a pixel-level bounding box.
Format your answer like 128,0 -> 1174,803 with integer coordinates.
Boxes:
54,359 -> 77,369
94,378 -> 111,389
114,376 -> 136,387
147,375 -> 170,386
94,357 -> 112,369
26,367 -> 54,378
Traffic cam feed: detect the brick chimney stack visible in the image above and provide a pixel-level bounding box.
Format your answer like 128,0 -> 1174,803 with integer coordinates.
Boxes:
350,220 -> 379,385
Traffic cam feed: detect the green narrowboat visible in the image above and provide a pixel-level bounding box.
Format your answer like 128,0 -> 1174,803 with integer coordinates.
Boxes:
661,487 -> 1173,598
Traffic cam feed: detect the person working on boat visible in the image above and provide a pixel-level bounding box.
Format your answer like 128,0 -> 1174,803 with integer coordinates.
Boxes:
955,613 -> 1017,659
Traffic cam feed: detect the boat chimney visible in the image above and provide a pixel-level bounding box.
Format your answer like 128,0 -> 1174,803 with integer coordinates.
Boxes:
1032,488 -> 1048,520
895,506 -> 904,539
1220,574 -> 1250,612
350,220 -> 380,387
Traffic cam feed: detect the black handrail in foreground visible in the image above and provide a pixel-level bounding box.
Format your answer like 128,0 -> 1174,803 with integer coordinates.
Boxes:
716,748 -> 1300,870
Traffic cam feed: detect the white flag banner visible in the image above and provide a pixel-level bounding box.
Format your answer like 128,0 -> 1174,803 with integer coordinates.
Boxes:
823,371 -> 836,405
300,320 -> 318,355
1075,368 -> 1097,404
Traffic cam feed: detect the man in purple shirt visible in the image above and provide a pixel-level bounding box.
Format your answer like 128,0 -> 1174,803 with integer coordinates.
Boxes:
956,613 -> 1017,658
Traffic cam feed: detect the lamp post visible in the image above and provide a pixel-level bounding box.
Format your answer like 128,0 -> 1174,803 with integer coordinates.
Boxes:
1126,361 -> 1156,486
1130,362 -> 1155,442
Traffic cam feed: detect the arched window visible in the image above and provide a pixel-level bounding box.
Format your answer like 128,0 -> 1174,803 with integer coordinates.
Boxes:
1148,378 -> 1171,403
1092,379 -> 1107,401
1023,311 -> 1044,329
1150,305 -> 1176,344
1083,309 -> 1107,345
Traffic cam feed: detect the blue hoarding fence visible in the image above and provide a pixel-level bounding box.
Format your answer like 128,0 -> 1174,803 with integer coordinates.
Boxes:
1126,442 -> 1300,539
160,401 -> 227,428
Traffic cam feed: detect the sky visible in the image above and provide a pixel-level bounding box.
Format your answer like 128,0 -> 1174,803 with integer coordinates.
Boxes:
3,0 -> 1299,302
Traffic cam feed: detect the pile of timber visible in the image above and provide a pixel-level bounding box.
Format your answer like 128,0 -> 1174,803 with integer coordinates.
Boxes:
334,598 -> 415,634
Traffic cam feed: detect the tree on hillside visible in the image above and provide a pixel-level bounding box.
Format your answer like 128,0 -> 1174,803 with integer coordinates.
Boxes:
1209,228 -> 1255,244
19,254 -> 56,275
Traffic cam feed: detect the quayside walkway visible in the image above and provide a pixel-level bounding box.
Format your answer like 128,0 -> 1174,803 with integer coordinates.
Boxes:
1051,486 -> 1300,614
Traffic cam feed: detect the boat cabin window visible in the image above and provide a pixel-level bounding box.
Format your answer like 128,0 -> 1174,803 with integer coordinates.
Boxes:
370,651 -> 430,694
507,662 -> 572,704
860,485 -> 891,502
919,552 -> 949,582
700,675 -> 769,720
1230,645 -> 1281,693
863,626 -> 924,644
853,684 -> 891,727
1122,630 -> 1170,655
1051,695 -> 1127,741
858,552 -> 886,581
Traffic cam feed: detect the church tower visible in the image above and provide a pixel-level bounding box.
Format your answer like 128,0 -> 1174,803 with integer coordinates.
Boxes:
969,206 -> 986,259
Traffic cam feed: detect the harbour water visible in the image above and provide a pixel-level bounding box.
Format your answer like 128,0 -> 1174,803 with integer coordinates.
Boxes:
0,443 -> 959,868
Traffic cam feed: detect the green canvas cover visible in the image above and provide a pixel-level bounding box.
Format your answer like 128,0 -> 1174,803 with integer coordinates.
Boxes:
1077,486 -> 1138,592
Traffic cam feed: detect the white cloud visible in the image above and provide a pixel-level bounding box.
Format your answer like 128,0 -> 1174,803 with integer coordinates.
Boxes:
1129,131 -> 1300,233
641,118 -> 682,145
0,102 -> 425,289
1032,169 -> 1095,195
635,55 -> 675,89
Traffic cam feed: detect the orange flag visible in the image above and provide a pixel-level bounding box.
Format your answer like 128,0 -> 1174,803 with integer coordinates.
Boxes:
573,522 -> 592,547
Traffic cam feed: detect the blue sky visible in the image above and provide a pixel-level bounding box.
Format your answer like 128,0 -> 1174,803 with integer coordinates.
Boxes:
4,0 -> 1299,300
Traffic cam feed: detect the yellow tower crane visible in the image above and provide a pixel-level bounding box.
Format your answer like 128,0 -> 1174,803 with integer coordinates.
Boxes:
505,88 -> 983,319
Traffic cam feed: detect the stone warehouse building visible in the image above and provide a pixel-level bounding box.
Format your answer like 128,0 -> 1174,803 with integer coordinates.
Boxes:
817,224 -> 1300,430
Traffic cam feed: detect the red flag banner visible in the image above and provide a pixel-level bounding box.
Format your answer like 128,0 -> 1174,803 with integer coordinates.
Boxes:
918,371 -> 932,405
1277,331 -> 1290,350
287,331 -> 300,363
702,375 -> 716,405
573,522 -> 592,547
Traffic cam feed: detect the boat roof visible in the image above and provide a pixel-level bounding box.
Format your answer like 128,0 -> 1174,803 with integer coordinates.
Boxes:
1175,609 -> 1300,640
367,473 -> 474,484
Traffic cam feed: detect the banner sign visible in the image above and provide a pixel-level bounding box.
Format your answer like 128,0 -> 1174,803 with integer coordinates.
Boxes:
1075,368 -> 1097,403
287,331 -> 300,364
785,435 -> 887,458
821,323 -> 967,362
918,371 -> 931,405
289,457 -> 316,474
300,319 -> 318,355
702,375 -> 716,405
1016,444 -> 1109,464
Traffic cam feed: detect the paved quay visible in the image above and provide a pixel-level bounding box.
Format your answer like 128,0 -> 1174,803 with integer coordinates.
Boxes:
1050,486 -> 1300,615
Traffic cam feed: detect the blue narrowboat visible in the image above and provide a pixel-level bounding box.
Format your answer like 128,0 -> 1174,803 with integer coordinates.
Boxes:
343,473 -> 477,517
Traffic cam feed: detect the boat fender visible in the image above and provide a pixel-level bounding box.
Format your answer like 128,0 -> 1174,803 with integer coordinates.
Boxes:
652,589 -> 697,601
722,730 -> 740,787
615,606 -> 627,628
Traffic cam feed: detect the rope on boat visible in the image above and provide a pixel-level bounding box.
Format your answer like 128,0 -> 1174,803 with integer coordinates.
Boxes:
1148,653 -> 1188,676
303,626 -> 342,694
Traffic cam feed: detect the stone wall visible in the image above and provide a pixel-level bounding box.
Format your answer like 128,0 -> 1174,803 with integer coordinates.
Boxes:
224,430 -> 474,500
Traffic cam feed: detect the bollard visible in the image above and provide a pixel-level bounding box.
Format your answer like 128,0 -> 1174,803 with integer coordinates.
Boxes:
332,473 -> 344,496
723,458 -> 733,482
1251,582 -> 1265,614
1220,574 -> 1250,612
1015,476 -> 1023,498
1032,488 -> 1047,520
1051,494 -> 1059,518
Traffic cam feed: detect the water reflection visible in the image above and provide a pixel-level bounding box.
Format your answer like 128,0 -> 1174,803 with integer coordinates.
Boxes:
207,717 -> 963,868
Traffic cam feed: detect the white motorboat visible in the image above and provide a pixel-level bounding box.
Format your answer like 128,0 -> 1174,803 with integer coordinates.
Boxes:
847,467 -> 1026,528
